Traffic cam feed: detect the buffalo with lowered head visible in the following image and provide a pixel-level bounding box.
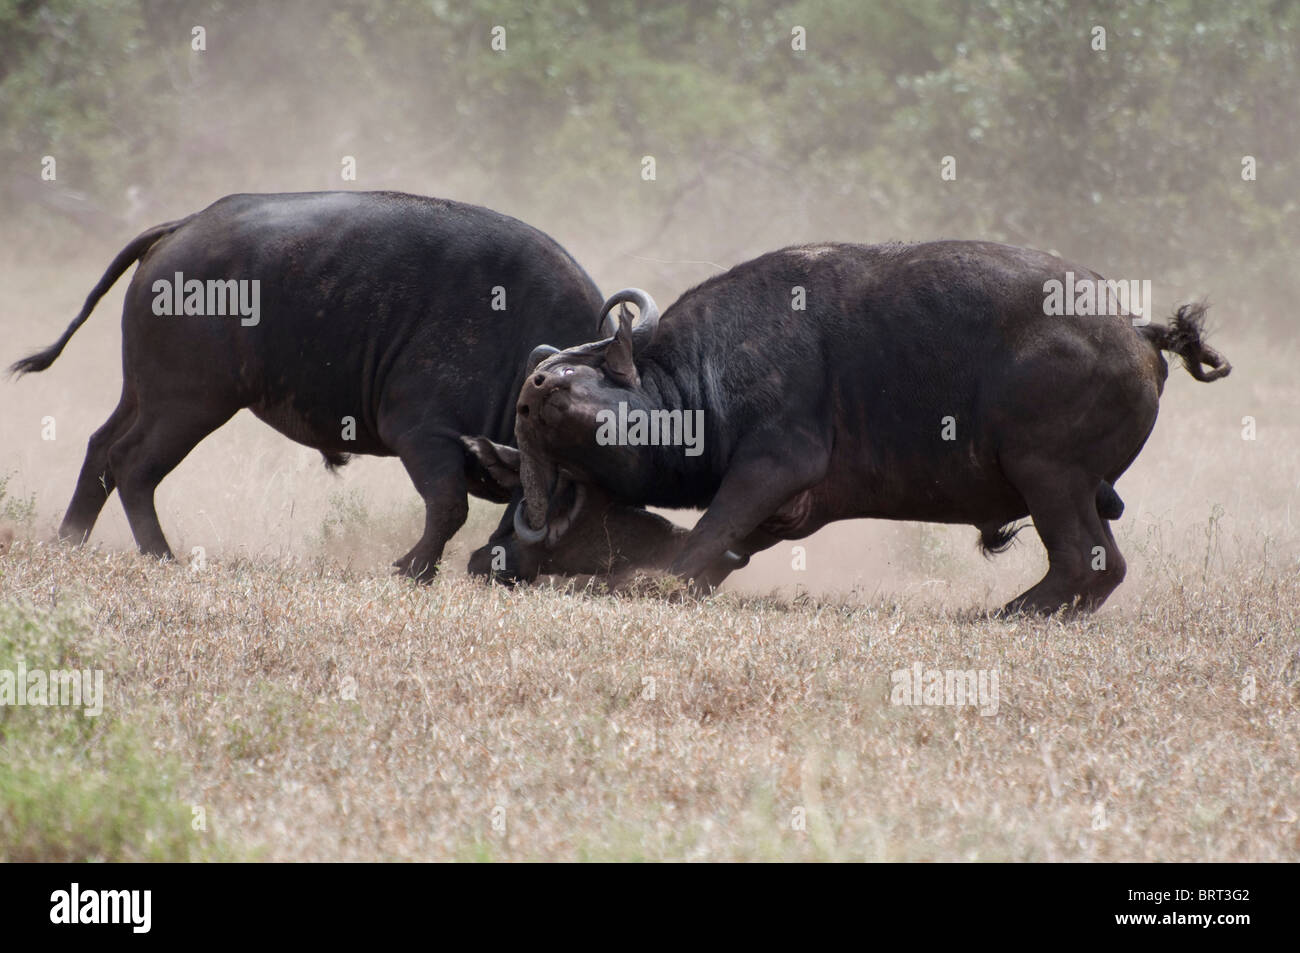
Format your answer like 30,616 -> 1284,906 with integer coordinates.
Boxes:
11,191 -> 604,579
462,434 -> 740,588
469,240 -> 1231,613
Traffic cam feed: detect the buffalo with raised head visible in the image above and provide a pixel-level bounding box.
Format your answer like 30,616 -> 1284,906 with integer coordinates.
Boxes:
10,191 -> 604,579
471,241 -> 1231,613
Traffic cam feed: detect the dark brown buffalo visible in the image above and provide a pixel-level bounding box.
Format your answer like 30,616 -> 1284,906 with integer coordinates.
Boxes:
462,435 -> 739,588
471,241 -> 1231,613
10,191 -> 603,579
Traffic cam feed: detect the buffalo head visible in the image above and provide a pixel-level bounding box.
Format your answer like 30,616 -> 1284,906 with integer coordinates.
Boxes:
463,434 -> 683,584
510,289 -> 670,539
469,289 -> 742,590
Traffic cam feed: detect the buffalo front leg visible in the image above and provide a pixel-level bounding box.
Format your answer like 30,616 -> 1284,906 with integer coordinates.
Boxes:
392,439 -> 470,583
684,525 -> 787,591
669,441 -> 828,591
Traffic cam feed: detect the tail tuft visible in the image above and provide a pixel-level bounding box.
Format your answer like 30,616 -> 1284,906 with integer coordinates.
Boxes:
1141,301 -> 1231,382
978,521 -> 1025,557
8,347 -> 62,377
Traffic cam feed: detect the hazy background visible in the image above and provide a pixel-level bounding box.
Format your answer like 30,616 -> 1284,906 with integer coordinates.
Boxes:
2,0 -> 1296,608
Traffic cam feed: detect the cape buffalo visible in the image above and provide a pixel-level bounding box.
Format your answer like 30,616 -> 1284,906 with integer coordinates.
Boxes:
472,241 -> 1231,613
461,434 -> 740,588
10,191 -> 604,579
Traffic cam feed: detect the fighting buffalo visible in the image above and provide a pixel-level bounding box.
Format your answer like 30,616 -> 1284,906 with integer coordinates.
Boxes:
472,240 -> 1231,614
10,190 -> 604,579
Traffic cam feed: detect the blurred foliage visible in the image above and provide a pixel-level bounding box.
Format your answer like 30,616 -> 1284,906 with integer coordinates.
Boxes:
0,471 -> 36,525
1,0 -> 1296,321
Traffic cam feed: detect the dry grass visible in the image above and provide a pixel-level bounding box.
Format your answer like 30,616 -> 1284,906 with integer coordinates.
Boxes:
0,536 -> 1295,862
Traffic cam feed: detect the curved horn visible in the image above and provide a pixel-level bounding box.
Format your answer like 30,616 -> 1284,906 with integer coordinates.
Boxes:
526,344 -> 559,373
513,500 -> 549,545
596,288 -> 660,340
544,482 -> 587,545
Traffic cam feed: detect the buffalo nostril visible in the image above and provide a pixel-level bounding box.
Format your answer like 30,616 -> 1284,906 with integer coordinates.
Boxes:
519,405 -> 530,417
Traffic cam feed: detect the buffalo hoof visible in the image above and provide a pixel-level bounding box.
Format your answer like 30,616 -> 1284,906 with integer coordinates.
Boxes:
989,595 -> 1086,619
625,572 -> 724,603
613,569 -> 700,601
392,556 -> 438,584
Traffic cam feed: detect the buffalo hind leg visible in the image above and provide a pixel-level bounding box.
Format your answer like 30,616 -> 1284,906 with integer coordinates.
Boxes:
392,438 -> 469,583
60,392 -> 137,543
1000,464 -> 1126,615
107,401 -> 236,560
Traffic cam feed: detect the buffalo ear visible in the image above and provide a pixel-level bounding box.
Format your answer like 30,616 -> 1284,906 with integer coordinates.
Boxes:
603,310 -> 640,387
461,436 -> 521,503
